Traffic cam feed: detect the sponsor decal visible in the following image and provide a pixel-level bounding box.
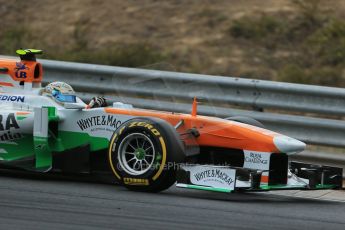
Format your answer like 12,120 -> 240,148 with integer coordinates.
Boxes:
244,152 -> 268,165
243,150 -> 271,183
187,165 -> 236,190
0,113 -> 20,131
194,168 -> 234,186
0,131 -> 23,142
14,62 -> 29,79
129,122 -> 161,136
0,113 -> 23,143
243,151 -> 271,170
0,95 -> 25,103
77,115 -> 122,131
123,177 -> 149,185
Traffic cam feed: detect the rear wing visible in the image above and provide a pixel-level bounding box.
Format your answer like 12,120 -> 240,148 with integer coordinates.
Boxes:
16,49 -> 43,62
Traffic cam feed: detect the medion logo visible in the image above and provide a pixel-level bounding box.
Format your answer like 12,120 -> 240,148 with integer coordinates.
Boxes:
77,115 -> 122,131
0,95 -> 25,103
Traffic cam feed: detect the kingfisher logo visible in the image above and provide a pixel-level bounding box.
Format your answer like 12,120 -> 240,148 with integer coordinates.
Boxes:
0,95 -> 25,103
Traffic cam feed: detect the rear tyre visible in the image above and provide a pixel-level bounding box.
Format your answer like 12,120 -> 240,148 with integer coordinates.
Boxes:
108,117 -> 185,192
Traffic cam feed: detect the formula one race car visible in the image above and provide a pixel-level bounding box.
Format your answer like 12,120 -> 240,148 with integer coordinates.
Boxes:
0,49 -> 342,193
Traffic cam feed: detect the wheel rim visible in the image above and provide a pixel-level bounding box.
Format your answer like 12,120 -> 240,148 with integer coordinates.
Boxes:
118,133 -> 156,175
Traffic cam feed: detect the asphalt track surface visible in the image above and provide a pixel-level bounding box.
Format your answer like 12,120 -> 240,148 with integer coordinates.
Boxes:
0,171 -> 344,230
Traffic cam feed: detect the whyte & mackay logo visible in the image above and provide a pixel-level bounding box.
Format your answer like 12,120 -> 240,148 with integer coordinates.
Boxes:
77,115 -> 122,131
194,169 -> 234,186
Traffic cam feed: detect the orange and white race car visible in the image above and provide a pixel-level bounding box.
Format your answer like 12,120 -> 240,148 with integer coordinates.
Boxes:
0,49 -> 342,193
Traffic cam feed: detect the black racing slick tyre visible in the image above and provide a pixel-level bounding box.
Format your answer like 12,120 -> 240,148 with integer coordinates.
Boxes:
225,116 -> 265,128
108,117 -> 185,192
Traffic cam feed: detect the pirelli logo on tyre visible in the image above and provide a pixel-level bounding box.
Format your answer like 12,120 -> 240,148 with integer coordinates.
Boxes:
128,122 -> 161,136
124,177 -> 149,186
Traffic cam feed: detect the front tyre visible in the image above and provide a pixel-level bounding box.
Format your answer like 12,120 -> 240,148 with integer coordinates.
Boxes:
108,117 -> 185,192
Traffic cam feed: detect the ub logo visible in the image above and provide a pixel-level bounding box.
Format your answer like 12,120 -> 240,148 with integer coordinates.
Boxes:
14,62 -> 29,79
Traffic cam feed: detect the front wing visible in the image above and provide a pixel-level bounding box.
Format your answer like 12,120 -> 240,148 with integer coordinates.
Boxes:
176,162 -> 343,193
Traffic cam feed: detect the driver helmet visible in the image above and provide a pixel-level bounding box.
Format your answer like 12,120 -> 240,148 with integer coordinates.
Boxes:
44,82 -> 77,103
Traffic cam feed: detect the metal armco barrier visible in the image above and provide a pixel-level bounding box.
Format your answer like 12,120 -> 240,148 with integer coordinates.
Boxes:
40,59 -> 345,116
39,59 -> 345,149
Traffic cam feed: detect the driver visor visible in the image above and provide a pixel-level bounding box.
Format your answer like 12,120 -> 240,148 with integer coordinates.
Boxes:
52,90 -> 77,103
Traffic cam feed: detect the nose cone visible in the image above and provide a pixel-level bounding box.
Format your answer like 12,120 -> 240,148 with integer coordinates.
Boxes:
273,136 -> 306,155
